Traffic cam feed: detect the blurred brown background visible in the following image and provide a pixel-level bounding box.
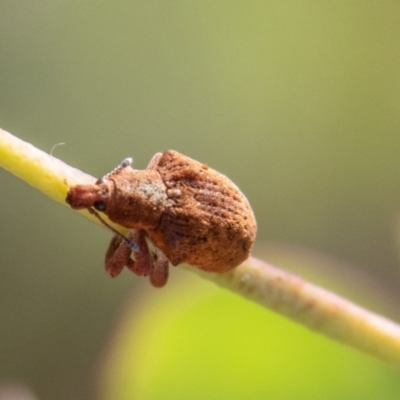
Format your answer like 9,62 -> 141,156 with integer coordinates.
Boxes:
1,1 -> 400,399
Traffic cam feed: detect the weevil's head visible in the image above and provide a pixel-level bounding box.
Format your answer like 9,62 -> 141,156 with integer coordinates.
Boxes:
66,178 -> 111,213
66,166 -> 167,230
66,158 -> 136,213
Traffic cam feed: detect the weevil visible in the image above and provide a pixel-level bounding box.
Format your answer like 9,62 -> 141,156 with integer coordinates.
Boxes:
66,150 -> 256,287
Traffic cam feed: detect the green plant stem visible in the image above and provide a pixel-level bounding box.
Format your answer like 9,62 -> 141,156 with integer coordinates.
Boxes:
1,126 -> 400,369
0,127 -> 121,228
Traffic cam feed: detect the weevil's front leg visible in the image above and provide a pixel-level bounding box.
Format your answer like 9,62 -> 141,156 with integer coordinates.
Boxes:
146,152 -> 163,170
105,229 -> 151,278
150,247 -> 169,288
127,229 -> 152,277
105,234 -> 131,277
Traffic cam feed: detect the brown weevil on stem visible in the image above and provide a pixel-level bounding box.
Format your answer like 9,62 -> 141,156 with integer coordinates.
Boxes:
66,150 -> 256,287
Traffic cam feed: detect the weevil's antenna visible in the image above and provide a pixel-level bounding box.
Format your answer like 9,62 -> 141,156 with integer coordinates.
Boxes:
99,157 -> 133,183
87,207 -> 140,252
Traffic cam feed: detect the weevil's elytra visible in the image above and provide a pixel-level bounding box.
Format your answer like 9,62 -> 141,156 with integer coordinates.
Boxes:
66,150 -> 256,287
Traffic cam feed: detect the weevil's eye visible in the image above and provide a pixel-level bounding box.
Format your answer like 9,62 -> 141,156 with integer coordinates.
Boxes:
93,201 -> 107,212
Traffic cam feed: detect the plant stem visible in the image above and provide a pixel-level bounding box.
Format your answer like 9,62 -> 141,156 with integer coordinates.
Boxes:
187,258 -> 400,368
1,126 -> 400,369
0,127 -> 120,227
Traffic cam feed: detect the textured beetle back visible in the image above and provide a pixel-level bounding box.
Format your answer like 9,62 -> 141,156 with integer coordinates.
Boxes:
149,150 -> 256,272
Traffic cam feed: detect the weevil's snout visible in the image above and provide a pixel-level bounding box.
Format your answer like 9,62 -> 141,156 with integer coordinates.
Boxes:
66,183 -> 110,212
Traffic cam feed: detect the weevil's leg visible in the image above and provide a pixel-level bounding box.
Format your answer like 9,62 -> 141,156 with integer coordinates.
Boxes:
146,152 -> 163,170
105,229 -> 152,278
127,230 -> 152,277
105,234 -> 132,277
150,247 -> 169,288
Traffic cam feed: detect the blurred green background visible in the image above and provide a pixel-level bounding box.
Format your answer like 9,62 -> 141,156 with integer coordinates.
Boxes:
1,1 -> 400,399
